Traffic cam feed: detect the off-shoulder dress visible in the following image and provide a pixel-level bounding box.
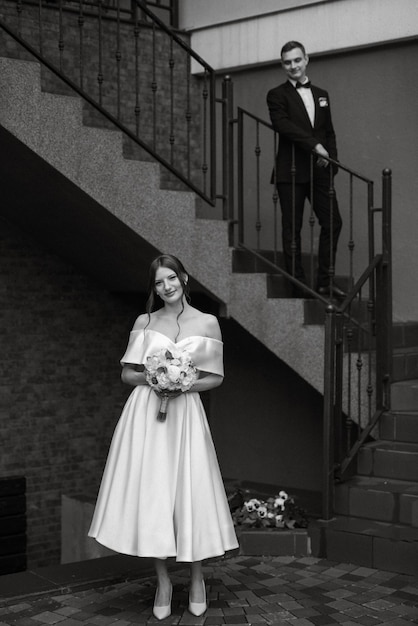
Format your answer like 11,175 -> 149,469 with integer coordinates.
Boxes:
88,329 -> 239,562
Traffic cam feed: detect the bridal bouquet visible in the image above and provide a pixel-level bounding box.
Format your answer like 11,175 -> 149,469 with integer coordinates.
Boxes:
145,348 -> 198,421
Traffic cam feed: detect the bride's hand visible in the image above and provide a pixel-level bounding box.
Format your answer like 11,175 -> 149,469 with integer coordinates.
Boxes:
154,389 -> 183,400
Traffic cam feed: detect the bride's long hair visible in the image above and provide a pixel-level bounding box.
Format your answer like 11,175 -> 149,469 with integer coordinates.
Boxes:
145,254 -> 191,339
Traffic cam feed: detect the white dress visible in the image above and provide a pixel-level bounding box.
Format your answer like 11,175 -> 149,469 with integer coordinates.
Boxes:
88,329 -> 239,562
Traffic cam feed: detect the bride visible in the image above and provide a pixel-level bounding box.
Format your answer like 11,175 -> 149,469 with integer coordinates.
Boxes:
88,253 -> 238,619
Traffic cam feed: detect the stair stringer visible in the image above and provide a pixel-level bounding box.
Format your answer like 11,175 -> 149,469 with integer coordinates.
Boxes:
229,273 -> 374,423
0,56 -> 374,416
229,273 -> 325,390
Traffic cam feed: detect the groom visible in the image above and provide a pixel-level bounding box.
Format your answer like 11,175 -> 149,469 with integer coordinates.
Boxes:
267,40 -> 345,299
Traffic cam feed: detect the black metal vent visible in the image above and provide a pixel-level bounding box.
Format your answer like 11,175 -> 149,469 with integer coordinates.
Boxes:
0,477 -> 27,575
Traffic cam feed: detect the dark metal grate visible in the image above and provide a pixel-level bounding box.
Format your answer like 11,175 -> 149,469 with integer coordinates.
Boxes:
0,476 -> 27,574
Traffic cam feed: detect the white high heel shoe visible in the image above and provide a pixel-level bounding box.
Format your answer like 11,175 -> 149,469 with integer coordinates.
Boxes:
153,583 -> 172,620
188,580 -> 207,617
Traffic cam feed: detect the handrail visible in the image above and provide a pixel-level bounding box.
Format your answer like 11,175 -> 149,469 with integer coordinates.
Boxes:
1,0 -> 217,204
0,15 -> 205,200
234,104 -> 376,290
339,254 -> 382,309
224,87 -> 393,520
134,0 -> 213,72
22,0 -> 179,28
237,106 -> 374,184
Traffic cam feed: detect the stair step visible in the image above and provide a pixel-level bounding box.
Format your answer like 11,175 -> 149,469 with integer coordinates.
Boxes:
232,248 -> 284,274
393,347 -> 418,381
231,248 -> 323,278
380,410 -> 418,443
303,297 -> 369,326
392,322 -> 418,349
309,515 -> 418,576
391,379 -> 418,411
266,274 -> 294,298
358,440 -> 418,481
334,475 -> 418,525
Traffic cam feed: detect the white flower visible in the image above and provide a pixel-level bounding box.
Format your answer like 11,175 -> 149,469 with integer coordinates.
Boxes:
180,373 -> 195,388
275,514 -> 283,525
167,364 -> 181,382
157,373 -> 170,388
274,497 -> 285,510
258,505 -> 267,518
279,490 -> 288,500
245,498 -> 261,512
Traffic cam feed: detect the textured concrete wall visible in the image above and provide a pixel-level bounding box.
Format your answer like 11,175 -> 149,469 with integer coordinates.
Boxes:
61,495 -> 116,563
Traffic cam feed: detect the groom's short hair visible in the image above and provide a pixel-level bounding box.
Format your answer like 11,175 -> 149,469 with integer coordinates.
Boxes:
280,41 -> 306,57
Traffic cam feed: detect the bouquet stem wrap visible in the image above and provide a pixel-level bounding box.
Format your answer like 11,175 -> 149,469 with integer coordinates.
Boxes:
157,394 -> 169,422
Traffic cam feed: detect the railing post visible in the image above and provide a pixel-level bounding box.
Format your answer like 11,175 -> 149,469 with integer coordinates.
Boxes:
333,311 -> 344,465
381,168 -> 393,408
221,75 -> 235,245
322,304 -> 336,520
170,0 -> 179,29
237,107 -> 244,246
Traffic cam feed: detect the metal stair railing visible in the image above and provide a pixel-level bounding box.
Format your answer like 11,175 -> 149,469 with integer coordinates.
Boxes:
20,1 -> 179,28
322,169 -> 392,519
219,78 -> 393,520
0,0 -> 216,203
233,102 -> 376,296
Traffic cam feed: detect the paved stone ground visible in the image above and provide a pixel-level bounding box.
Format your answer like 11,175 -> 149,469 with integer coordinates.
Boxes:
1,556 -> 418,626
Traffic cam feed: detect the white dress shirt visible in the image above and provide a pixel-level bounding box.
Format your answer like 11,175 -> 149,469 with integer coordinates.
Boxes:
290,77 -> 315,127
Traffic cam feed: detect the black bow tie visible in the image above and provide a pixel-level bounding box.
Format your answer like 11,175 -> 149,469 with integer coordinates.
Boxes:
296,81 -> 311,89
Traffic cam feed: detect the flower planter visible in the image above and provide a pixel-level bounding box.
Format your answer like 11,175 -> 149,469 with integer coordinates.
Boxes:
236,526 -> 310,557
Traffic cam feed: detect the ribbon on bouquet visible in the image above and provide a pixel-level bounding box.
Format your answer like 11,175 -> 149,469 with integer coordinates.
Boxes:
157,393 -> 170,422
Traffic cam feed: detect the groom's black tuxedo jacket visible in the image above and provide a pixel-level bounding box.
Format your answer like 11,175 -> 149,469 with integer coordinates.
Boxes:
267,80 -> 338,184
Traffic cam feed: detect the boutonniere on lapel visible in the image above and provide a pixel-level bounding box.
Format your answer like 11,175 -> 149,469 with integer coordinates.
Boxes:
318,97 -> 328,107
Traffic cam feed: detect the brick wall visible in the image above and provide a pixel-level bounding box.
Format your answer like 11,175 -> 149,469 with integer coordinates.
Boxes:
0,215 -> 324,569
0,216 -> 139,567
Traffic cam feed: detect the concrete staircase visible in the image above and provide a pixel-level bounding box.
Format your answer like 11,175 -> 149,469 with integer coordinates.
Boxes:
0,55 -> 328,394
311,324 -> 418,576
2,56 -> 418,575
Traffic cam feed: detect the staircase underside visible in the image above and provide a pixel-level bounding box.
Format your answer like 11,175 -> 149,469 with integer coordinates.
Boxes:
0,124 -> 159,292
0,122 -> 220,300
0,56 -> 331,395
